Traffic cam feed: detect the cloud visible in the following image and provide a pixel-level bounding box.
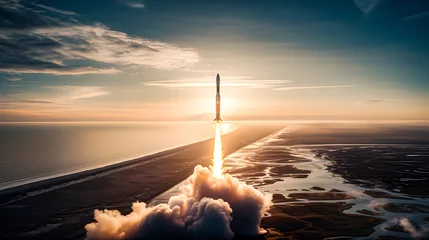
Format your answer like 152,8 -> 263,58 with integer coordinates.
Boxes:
354,0 -> 385,15
4,76 -> 21,81
273,85 -> 355,91
0,0 -> 75,29
125,1 -> 145,8
0,0 -> 199,75
367,198 -> 388,209
1,85 -> 110,106
180,69 -> 219,73
0,98 -> 53,104
30,3 -> 79,16
404,11 -> 429,20
144,76 -> 291,88
44,86 -> 110,101
359,99 -> 383,104
85,165 -> 272,239
30,24 -> 199,69
144,78 -> 355,92
0,67 -> 121,75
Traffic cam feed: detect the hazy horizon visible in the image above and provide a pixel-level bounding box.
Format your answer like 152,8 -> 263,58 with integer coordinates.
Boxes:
1,0 -> 429,121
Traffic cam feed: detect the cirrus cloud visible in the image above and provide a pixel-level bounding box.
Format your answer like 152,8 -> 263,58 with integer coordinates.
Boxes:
354,0 -> 385,15
4,76 -> 21,81
43,86 -> 111,101
124,1 -> 145,9
273,85 -> 356,91
359,99 -> 383,105
0,0 -> 199,75
144,76 -> 292,89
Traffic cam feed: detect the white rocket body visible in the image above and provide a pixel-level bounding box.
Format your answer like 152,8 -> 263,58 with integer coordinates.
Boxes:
215,74 -> 222,122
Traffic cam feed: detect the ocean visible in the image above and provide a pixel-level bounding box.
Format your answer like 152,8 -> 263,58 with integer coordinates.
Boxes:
0,122 -> 236,190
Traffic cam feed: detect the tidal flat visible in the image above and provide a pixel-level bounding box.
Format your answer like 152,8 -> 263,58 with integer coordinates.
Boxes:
1,121 -> 429,239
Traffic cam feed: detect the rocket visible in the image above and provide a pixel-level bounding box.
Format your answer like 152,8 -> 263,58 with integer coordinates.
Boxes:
214,73 -> 222,122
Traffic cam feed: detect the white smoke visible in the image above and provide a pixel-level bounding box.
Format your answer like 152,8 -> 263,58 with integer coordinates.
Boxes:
85,165 -> 272,239
367,198 -> 388,210
399,218 -> 419,237
381,218 -> 429,238
397,218 -> 429,238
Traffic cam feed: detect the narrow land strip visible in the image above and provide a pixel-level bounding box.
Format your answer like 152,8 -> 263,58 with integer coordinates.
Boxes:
0,122 -> 284,240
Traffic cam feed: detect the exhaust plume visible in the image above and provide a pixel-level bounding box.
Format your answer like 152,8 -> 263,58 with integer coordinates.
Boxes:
85,123 -> 272,239
85,166 -> 272,239
210,122 -> 224,178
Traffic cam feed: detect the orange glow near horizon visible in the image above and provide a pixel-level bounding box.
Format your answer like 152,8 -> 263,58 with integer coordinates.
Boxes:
210,122 -> 224,178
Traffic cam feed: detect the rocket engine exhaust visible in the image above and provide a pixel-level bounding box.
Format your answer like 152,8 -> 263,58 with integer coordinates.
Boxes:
84,72 -> 273,240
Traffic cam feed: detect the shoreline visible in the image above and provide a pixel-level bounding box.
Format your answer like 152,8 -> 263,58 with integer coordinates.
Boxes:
0,122 -> 243,202
0,124 -> 242,204
3,122 -> 428,239
0,122 -> 284,240
0,140 -> 207,205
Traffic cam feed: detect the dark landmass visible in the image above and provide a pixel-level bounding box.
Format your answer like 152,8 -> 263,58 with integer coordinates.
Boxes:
372,236 -> 409,240
2,122 -> 429,239
228,146 -> 312,187
250,148 -> 311,164
262,202 -> 384,239
270,165 -> 311,177
310,186 -> 325,191
364,190 -> 410,199
356,209 -> 382,216
271,191 -> 355,203
0,123 -> 283,240
385,224 -> 413,234
228,147 -> 312,180
382,203 -> 429,213
288,192 -> 355,201
278,122 -> 429,146
329,188 -> 345,193
271,122 -> 429,198
383,220 -> 426,236
314,146 -> 429,197
272,194 -> 298,203
255,122 -> 429,239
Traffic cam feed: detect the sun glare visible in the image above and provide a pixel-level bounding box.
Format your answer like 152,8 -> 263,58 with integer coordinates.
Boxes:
210,122 -> 224,178
199,97 -> 238,117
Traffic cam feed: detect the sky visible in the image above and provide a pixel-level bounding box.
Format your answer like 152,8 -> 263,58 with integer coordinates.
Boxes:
1,0 -> 429,121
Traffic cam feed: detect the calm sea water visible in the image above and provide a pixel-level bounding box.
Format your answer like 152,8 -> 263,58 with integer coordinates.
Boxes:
0,122 -> 237,190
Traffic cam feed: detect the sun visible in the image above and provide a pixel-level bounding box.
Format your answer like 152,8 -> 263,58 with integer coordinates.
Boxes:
199,97 -> 238,117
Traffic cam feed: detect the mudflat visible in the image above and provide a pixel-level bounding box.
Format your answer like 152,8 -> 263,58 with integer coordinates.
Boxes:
221,122 -> 429,239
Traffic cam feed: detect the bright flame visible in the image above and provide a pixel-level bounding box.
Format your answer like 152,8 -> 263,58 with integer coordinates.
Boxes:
210,122 -> 224,178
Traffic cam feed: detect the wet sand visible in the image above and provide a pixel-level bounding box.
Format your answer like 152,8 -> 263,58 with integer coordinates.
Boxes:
218,122 -> 429,239
262,202 -> 384,239
0,122 -> 283,240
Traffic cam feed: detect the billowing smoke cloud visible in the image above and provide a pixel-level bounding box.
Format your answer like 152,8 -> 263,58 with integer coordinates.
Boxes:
85,165 -> 272,239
